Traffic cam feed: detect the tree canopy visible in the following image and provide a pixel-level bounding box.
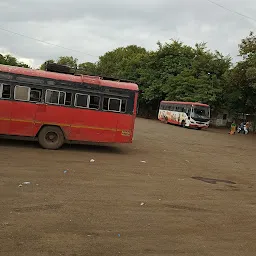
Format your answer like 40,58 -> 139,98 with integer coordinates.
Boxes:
0,54 -> 30,68
225,32 -> 256,116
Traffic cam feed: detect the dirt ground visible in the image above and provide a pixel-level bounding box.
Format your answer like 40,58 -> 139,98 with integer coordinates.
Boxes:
0,118 -> 256,256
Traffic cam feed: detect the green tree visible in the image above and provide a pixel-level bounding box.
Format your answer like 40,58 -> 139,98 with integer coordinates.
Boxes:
140,40 -> 231,116
0,53 -> 30,68
239,31 -> 256,57
40,56 -> 78,70
57,56 -> 78,69
94,40 -> 232,117
226,31 -> 256,115
97,45 -> 147,79
78,62 -> 98,75
39,59 -> 55,70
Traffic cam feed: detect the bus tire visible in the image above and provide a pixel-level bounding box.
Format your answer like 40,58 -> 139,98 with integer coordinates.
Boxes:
181,120 -> 186,128
38,126 -> 64,150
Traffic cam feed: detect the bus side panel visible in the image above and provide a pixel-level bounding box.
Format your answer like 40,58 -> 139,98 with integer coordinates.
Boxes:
9,101 -> 37,136
0,100 -> 11,135
116,92 -> 138,143
69,109 -> 117,143
166,111 -> 184,125
170,111 -> 182,125
115,114 -> 134,143
168,117 -> 180,125
34,104 -> 72,138
133,92 -> 138,115
69,92 -> 138,143
158,109 -> 165,121
34,105 -> 127,143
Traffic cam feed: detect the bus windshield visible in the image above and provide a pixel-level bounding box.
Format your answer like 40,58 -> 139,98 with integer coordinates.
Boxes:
192,106 -> 210,120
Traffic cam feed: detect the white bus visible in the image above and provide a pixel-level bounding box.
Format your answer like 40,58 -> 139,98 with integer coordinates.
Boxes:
158,101 -> 210,129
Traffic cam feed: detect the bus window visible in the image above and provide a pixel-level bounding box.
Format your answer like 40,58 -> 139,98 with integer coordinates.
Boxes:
109,98 -> 121,112
89,95 -> 100,109
75,93 -> 88,108
121,99 -> 127,113
103,97 -> 123,112
45,89 -> 59,104
65,92 -> 72,106
59,92 -> 66,105
185,107 -> 191,116
45,89 -> 67,105
30,88 -> 42,102
14,85 -> 30,101
0,84 -> 11,99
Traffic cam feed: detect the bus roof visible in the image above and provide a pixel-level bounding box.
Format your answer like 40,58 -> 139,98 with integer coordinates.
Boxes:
0,64 -> 139,92
161,101 -> 209,107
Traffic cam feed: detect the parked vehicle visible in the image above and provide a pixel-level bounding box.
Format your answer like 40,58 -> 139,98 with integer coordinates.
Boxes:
0,64 -> 139,149
158,101 -> 210,129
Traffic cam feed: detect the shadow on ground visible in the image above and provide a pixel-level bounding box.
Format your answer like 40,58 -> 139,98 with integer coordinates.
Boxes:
0,138 -> 126,154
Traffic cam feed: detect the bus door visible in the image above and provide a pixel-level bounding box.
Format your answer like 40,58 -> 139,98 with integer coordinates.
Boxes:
34,101 -> 47,134
0,84 -> 12,135
186,106 -> 192,119
9,86 -> 40,136
191,105 -> 194,119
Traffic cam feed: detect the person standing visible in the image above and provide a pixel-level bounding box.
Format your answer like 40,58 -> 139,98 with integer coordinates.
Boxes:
230,121 -> 236,135
245,121 -> 250,134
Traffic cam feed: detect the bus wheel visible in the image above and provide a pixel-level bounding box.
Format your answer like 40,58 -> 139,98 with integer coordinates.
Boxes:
181,120 -> 186,128
38,126 -> 64,150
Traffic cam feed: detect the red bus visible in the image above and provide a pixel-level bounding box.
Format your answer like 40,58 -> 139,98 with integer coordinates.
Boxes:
158,101 -> 210,129
0,64 -> 139,149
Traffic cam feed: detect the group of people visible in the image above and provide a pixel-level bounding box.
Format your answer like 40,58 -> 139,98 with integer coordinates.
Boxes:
230,121 -> 250,135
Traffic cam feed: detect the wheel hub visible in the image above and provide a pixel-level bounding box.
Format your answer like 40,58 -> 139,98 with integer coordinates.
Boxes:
45,132 -> 58,143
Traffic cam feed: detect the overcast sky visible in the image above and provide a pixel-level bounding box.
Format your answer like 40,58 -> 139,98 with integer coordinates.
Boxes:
0,0 -> 255,68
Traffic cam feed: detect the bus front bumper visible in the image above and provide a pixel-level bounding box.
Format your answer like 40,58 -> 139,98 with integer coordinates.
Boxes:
189,123 -> 209,129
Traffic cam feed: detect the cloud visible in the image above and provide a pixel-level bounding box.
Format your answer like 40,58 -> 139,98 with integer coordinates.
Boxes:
0,0 -> 255,68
